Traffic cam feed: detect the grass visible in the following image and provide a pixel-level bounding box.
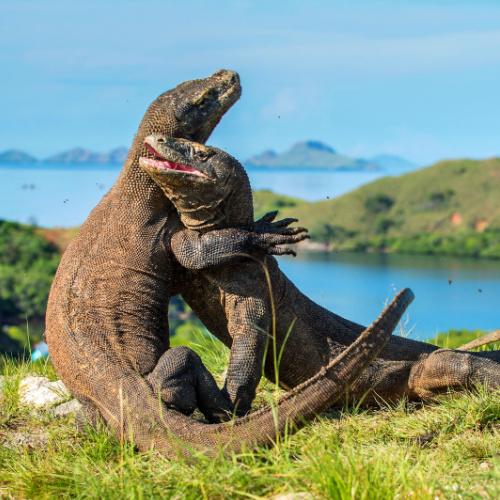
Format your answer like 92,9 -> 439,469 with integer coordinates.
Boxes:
428,329 -> 500,351
1,327 -> 499,499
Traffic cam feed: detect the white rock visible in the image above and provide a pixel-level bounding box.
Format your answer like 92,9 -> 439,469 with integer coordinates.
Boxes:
19,376 -> 70,408
51,398 -> 82,417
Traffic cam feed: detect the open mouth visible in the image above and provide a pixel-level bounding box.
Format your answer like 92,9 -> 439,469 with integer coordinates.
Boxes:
141,143 -> 206,177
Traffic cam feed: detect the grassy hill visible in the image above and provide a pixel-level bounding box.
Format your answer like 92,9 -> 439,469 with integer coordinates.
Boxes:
259,157 -> 500,258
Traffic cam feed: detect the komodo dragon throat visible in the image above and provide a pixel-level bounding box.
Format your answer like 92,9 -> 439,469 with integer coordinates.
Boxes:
45,70 -> 415,457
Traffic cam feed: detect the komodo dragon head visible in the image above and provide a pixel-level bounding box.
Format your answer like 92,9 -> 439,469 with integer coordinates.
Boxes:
139,135 -> 253,231
122,69 -> 241,184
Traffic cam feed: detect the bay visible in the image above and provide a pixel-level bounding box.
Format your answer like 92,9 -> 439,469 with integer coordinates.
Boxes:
281,252 -> 500,340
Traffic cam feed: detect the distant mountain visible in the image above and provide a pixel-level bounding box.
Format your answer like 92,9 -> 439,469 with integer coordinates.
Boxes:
0,143 -> 416,171
44,147 -> 128,164
246,141 -> 381,171
0,147 -> 129,165
369,154 -> 416,171
0,149 -> 38,164
107,147 -> 128,164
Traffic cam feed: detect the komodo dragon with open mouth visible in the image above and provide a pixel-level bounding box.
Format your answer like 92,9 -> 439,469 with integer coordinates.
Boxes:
138,133 -> 499,412
45,69 -> 414,457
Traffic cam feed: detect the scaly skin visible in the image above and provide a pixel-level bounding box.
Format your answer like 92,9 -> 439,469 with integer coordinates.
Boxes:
45,70 -> 413,458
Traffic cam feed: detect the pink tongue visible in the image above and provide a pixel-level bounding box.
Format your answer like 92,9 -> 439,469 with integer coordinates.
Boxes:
141,157 -> 205,177
164,160 -> 201,174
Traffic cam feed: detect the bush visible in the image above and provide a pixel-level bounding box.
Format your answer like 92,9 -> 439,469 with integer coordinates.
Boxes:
426,189 -> 455,210
315,224 -> 356,246
364,194 -> 395,214
374,218 -> 396,235
0,220 -> 60,323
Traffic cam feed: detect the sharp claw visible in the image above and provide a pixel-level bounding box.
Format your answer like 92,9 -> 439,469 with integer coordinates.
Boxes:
273,218 -> 299,228
262,210 -> 278,222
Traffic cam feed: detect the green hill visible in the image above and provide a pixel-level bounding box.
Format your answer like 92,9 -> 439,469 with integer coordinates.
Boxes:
257,157 -> 500,259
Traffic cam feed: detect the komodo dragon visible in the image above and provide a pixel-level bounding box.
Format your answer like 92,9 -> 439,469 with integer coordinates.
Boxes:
138,134 -> 499,411
45,69 -> 414,457
139,134 -> 308,415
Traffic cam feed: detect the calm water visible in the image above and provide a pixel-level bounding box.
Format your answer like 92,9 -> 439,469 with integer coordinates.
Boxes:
0,163 -> 383,227
1,164 -> 498,338
281,252 -> 500,340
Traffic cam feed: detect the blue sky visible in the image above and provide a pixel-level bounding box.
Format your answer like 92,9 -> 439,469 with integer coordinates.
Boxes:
1,0 -> 499,164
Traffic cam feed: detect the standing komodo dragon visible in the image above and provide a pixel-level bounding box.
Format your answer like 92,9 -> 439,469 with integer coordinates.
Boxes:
137,134 -> 499,412
45,69 -> 413,457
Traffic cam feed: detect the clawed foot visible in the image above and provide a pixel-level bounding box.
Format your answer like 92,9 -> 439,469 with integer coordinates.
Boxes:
250,210 -> 309,256
146,347 -> 234,424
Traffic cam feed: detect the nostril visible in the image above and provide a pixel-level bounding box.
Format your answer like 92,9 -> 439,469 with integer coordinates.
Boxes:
157,137 -> 165,144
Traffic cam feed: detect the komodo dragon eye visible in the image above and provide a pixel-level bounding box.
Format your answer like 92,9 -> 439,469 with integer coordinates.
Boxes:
194,150 -> 214,162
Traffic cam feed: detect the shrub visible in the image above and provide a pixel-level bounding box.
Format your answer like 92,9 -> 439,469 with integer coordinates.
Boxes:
0,220 -> 60,323
364,194 -> 395,214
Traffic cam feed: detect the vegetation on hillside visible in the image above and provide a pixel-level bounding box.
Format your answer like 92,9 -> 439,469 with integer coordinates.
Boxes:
266,157 -> 500,259
253,189 -> 306,218
0,221 -> 59,324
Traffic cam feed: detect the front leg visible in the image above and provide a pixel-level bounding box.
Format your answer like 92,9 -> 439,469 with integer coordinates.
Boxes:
170,213 -> 308,270
222,294 -> 270,416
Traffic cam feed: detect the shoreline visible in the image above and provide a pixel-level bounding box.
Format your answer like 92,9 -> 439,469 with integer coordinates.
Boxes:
296,238 -> 500,261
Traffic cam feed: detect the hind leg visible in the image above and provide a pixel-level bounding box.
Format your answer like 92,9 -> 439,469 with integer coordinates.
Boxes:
408,349 -> 500,398
222,294 -> 269,417
146,346 -> 234,423
326,344 -> 499,404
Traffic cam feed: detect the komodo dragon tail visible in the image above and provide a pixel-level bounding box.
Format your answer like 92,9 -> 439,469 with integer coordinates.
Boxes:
87,288 -> 414,458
